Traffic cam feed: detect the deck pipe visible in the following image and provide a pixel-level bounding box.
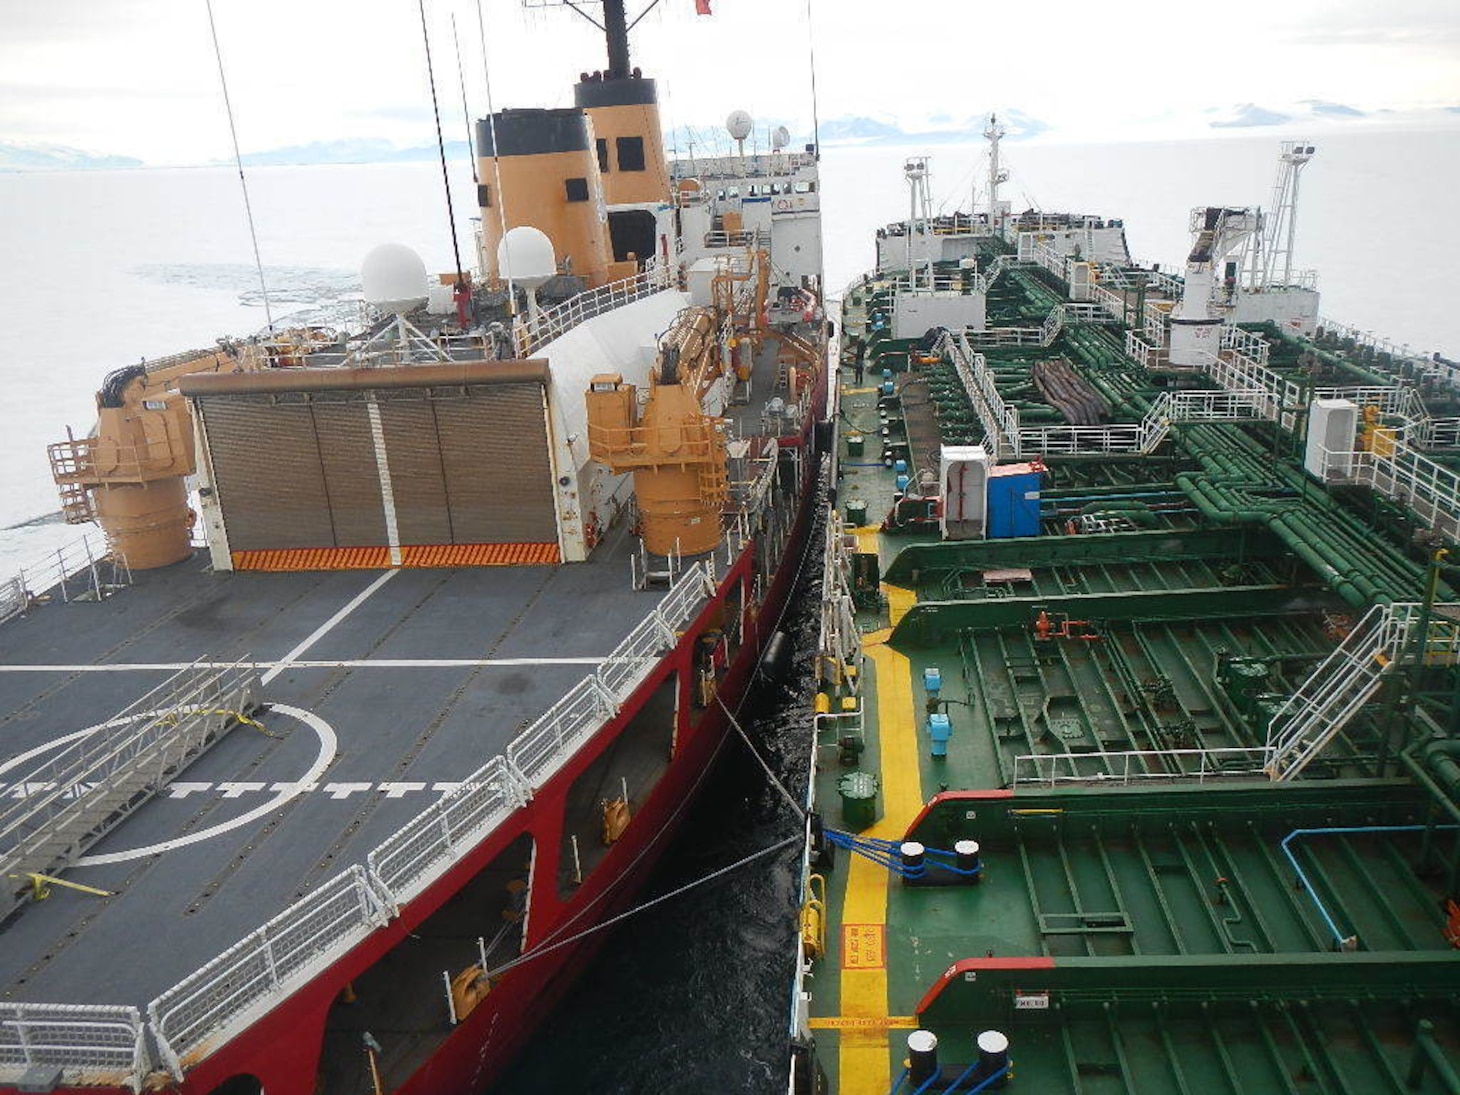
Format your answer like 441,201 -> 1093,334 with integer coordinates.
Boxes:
1279,825 -> 1460,949
985,315 -> 1444,607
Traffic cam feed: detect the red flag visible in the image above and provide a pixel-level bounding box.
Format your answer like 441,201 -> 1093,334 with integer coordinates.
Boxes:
695,0 -> 712,13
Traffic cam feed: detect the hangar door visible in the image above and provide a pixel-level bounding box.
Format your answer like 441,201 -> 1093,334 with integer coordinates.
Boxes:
189,363 -> 560,570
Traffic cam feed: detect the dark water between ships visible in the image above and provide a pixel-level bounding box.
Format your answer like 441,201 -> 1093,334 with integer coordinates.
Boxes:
495,511 -> 822,1094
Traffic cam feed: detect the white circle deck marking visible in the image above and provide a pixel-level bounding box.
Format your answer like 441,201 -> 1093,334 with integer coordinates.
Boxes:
1,705 -> 338,865
78,704 -> 337,865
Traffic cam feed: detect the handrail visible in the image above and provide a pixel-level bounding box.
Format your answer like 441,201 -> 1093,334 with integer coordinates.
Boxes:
0,531 -> 130,625
514,264 -> 674,357
1013,746 -> 1271,787
149,866 -> 388,1078
0,1003 -> 148,1094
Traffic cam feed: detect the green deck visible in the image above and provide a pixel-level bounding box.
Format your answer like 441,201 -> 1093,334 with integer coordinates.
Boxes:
801,249 -> 1460,1094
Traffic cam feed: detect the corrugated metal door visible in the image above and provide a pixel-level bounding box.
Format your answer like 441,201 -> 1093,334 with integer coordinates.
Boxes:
200,397 -> 335,551
433,385 -> 558,544
377,398 -> 454,545
198,382 -> 557,555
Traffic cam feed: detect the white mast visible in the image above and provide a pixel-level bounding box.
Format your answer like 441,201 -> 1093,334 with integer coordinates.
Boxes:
1258,140 -> 1315,287
984,113 -> 1007,236
904,156 -> 933,288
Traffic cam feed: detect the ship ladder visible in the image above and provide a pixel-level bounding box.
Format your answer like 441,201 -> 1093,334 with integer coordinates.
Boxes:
799,873 -> 826,961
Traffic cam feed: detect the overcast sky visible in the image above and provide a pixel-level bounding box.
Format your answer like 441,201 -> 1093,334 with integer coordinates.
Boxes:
2,0 -> 1458,163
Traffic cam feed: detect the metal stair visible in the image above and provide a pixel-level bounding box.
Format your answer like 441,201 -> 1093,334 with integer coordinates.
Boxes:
1265,603 -> 1460,780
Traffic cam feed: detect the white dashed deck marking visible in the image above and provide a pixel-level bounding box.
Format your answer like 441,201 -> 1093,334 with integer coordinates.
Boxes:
74,703 -> 337,865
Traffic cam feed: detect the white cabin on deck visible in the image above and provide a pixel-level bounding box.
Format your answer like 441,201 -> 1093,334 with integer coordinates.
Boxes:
671,149 -> 823,294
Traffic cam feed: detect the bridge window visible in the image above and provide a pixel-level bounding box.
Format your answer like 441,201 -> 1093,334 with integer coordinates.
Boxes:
565,177 -> 589,203
596,138 -> 610,173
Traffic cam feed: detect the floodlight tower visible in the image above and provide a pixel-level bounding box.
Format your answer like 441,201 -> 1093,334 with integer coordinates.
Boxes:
904,156 -> 935,288
1259,140 -> 1316,287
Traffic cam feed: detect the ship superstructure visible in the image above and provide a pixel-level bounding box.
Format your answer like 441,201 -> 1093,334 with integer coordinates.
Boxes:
790,135 -> 1460,1093
0,5 -> 830,1094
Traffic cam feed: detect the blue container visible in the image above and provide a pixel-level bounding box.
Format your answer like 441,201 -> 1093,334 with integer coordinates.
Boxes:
881,380 -> 895,396
923,667 -> 942,695
895,474 -> 910,492
928,713 -> 952,758
893,459 -> 908,474
986,470 -> 1041,538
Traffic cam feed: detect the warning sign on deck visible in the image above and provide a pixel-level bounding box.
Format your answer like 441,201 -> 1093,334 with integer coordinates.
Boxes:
841,923 -> 886,969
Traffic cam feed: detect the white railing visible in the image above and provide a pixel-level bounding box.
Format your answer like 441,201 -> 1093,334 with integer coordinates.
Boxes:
149,866 -> 389,1078
0,531 -> 132,625
367,757 -> 530,907
514,264 -> 674,357
0,1003 -> 148,1094
1125,330 -> 1157,368
981,254 -> 1027,285
1417,417 -> 1460,450
704,229 -> 771,249
939,331 -> 1016,459
1351,445 -> 1460,542
286,328 -> 490,370
944,328 -> 1300,459
889,270 -> 986,294
670,151 -> 816,180
1013,747 -> 1271,788
1017,424 -> 1145,456
1318,314 -> 1432,372
1221,324 -> 1271,364
967,325 -> 1043,348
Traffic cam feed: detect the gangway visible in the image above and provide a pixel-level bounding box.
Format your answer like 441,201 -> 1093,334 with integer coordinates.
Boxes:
0,659 -> 262,919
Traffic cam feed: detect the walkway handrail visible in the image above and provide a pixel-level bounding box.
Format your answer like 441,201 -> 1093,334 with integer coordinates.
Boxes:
514,264 -> 675,357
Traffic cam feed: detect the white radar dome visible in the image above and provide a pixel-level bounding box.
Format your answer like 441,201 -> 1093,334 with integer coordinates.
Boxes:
361,243 -> 429,314
726,110 -> 754,142
497,226 -> 556,289
771,125 -> 791,151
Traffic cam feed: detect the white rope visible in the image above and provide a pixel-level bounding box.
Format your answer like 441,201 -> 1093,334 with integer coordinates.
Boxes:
484,834 -> 798,980
717,692 -> 806,820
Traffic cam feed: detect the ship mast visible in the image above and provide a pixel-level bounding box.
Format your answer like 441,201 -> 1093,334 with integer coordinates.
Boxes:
533,0 -> 663,74
984,113 -> 1007,236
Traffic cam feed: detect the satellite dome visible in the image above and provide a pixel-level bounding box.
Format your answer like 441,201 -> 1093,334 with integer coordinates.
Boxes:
726,110 -> 753,142
771,125 -> 790,151
497,226 -> 556,289
361,243 -> 429,314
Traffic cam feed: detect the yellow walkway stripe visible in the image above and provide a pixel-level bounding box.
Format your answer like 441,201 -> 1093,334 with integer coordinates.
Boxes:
883,584 -> 916,629
837,631 -> 923,1095
810,1016 -> 918,1031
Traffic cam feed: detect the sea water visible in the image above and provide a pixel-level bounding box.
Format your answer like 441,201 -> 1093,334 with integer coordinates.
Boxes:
2,128 -> 1455,565
0,129 -> 1456,1090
